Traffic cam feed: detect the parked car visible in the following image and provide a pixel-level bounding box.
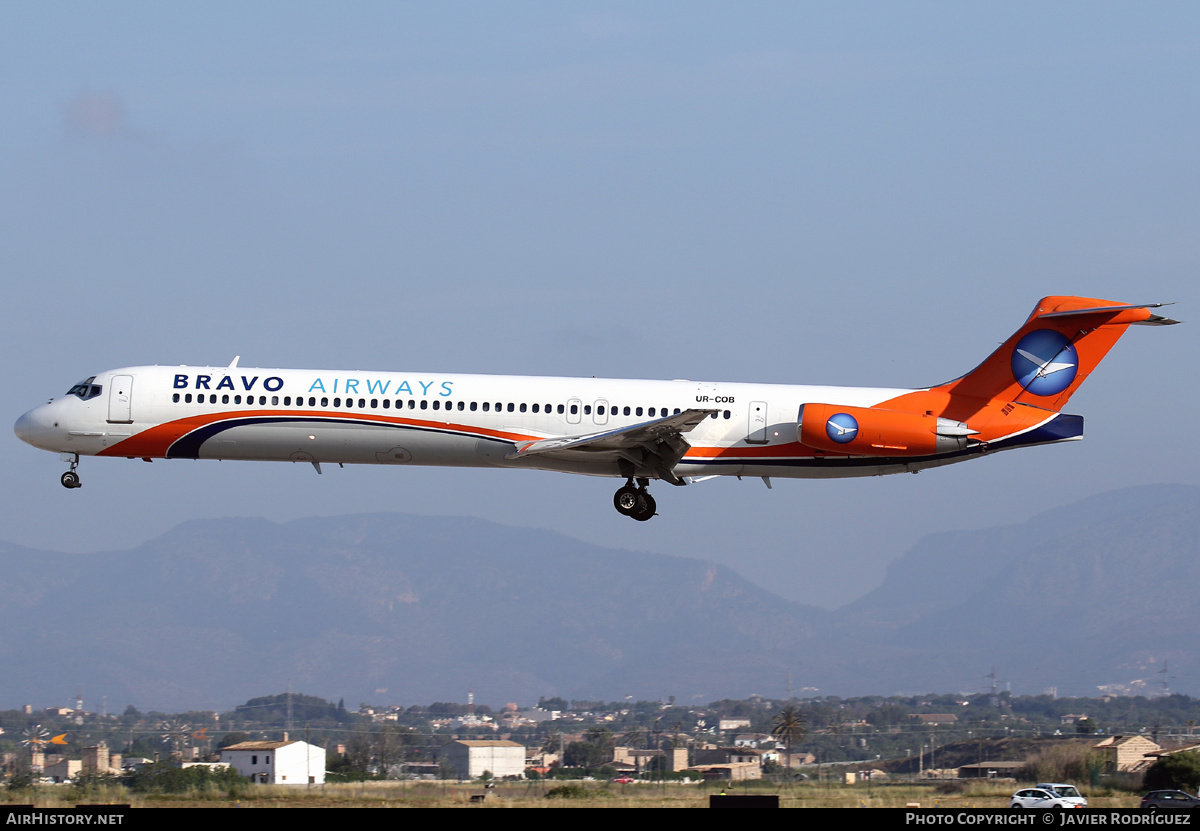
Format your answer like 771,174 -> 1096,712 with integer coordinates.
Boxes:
1141,790 -> 1200,811
1010,784 -> 1088,809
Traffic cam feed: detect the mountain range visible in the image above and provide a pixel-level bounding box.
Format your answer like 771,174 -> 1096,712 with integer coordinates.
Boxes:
1,483 -> 1196,711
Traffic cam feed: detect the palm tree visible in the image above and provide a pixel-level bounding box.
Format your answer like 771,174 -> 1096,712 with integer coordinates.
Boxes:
771,705 -> 807,775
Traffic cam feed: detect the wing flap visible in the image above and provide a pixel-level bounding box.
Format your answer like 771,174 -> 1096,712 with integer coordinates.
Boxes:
505,408 -> 717,482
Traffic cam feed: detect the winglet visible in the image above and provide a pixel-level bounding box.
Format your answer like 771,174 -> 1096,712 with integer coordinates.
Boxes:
228,356 -> 241,368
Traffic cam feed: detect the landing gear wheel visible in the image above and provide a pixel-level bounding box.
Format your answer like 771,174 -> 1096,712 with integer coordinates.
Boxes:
61,471 -> 81,489
614,485 -> 640,516
631,491 -> 656,521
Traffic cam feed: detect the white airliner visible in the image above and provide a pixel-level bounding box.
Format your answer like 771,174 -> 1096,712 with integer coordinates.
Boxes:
14,296 -> 1177,521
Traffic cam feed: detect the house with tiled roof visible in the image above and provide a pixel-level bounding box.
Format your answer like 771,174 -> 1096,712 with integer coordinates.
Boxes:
220,739 -> 326,784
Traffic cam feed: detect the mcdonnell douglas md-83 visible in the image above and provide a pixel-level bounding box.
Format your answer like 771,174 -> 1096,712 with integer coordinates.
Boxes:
14,296 -> 1178,521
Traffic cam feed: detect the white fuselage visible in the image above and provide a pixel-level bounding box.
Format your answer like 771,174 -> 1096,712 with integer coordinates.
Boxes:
17,364 -> 954,480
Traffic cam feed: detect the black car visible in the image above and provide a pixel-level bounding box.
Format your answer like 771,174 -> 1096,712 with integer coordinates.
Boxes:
1140,790 -> 1200,811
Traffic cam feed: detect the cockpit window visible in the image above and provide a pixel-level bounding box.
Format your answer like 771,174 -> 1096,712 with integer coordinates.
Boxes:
67,377 -> 103,401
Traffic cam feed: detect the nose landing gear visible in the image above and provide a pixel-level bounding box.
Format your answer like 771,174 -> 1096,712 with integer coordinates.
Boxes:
613,479 -> 656,522
60,454 -> 81,489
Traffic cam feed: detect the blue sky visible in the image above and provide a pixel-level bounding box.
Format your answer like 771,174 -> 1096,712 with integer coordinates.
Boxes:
3,2 -> 1197,627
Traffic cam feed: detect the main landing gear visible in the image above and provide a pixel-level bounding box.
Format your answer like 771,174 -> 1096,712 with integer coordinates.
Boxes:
613,478 -> 656,522
60,454 -> 81,489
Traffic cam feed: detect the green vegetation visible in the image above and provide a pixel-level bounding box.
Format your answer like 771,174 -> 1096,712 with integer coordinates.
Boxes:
1144,752 -> 1200,792
125,761 -> 248,795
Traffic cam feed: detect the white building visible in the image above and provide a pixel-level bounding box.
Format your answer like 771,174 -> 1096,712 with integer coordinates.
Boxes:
220,739 -> 326,784
442,740 -> 525,779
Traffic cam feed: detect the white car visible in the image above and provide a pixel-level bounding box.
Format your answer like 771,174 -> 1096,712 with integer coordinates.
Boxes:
1010,783 -> 1088,809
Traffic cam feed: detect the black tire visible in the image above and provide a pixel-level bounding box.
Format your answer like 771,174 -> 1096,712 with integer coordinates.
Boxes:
631,492 -> 656,521
61,471 -> 80,489
614,486 -> 639,515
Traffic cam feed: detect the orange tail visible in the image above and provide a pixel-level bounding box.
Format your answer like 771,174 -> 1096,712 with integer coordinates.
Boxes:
880,296 -> 1177,429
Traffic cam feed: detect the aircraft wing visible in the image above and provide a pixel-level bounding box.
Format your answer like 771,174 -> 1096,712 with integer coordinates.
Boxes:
504,408 -> 717,484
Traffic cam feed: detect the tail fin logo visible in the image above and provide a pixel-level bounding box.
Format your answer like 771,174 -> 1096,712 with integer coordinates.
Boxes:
826,412 -> 859,443
1011,329 -> 1078,396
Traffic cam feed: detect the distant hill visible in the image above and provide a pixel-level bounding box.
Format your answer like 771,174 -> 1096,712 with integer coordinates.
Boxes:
0,514 -> 830,710
0,484 -> 1197,710
836,484 -> 1200,695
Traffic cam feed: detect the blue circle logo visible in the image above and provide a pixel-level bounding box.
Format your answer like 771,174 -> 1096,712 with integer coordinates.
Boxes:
826,412 -> 859,444
1011,329 -> 1078,396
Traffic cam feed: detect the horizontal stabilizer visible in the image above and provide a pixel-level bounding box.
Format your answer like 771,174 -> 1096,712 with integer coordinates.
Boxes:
1037,302 -> 1179,325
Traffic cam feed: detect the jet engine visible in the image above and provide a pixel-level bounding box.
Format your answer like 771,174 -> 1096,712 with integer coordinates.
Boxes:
797,403 -> 977,457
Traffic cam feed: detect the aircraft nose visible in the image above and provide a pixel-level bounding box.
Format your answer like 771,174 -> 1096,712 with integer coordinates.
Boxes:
14,405 -> 58,451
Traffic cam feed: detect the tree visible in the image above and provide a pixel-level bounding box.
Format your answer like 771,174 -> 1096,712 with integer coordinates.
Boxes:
218,732 -> 251,750
772,705 -> 808,771
1144,752 -> 1200,792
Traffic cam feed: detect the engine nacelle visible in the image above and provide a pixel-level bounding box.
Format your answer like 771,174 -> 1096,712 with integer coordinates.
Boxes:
798,403 -> 977,457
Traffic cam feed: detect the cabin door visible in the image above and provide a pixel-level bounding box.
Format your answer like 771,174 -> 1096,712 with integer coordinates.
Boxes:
107,375 -> 133,423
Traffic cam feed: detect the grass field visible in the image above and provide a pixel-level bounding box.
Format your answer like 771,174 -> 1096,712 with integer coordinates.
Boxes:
0,780 -> 1145,808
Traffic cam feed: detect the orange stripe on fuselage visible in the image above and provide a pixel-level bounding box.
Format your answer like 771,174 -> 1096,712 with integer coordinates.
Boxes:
98,410 -> 540,458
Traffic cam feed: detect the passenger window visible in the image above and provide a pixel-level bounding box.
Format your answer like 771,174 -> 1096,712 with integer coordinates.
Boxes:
371,399 -> 378,408
382,399 -> 389,409
335,398 -> 342,407
420,400 -> 428,410
584,405 -> 592,415
531,403 -> 539,413
185,394 -> 193,403
272,396 -> 279,405
507,403 -> 514,412
432,400 -> 440,410
173,393 -> 180,403
648,407 -> 655,417
558,404 -> 565,414
471,402 -> 478,411
259,396 -> 266,405
623,406 -> 631,416
358,398 -> 365,408
283,396 -> 290,406
520,403 -> 527,413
